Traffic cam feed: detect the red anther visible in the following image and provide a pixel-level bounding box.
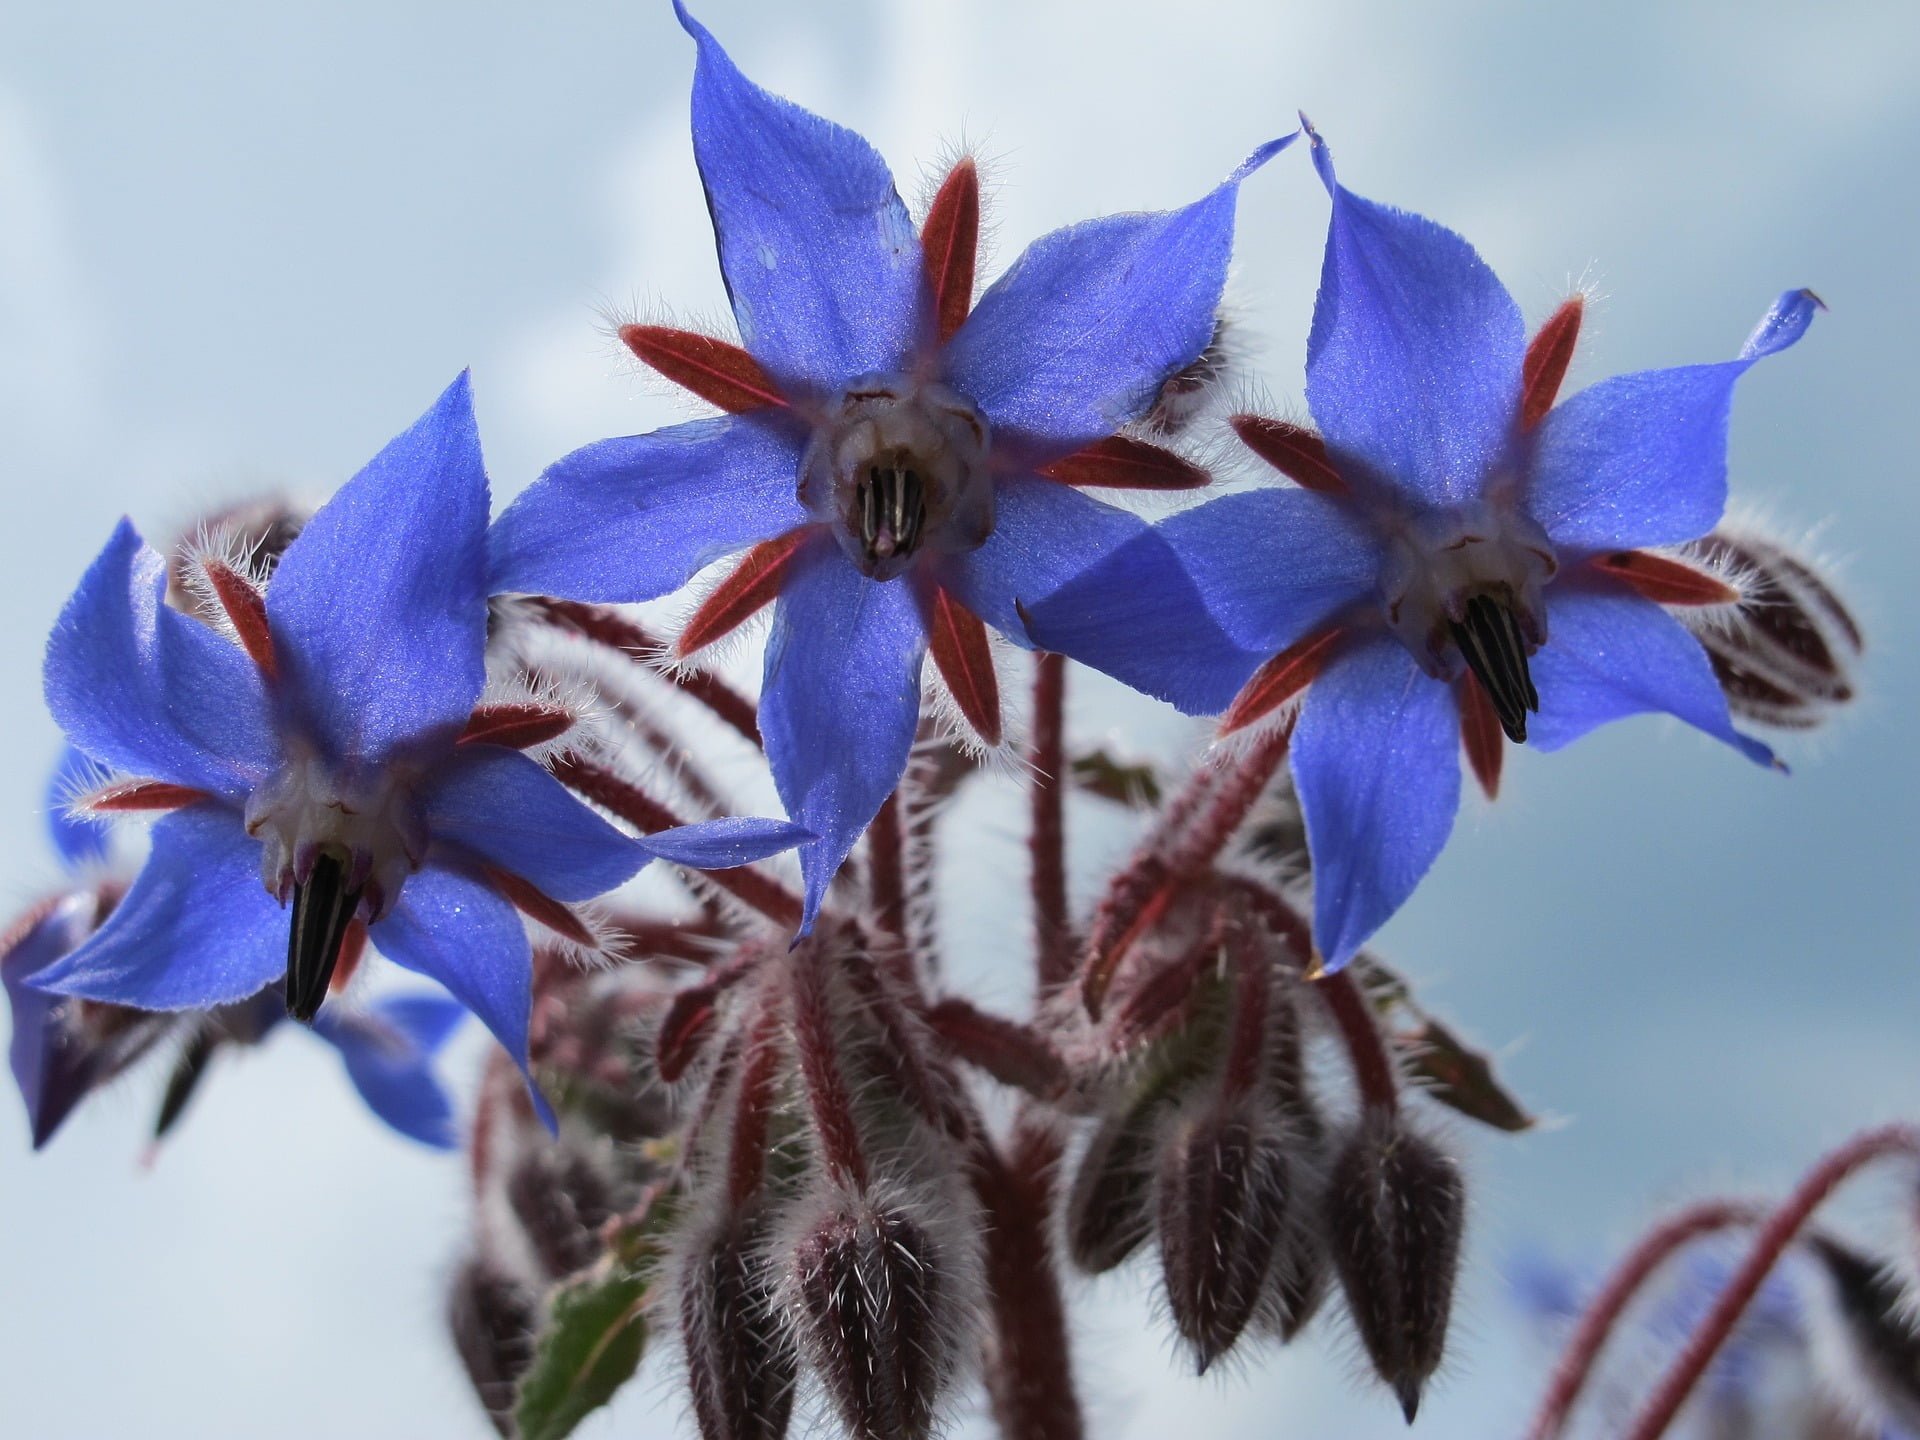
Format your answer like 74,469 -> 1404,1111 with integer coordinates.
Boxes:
676,529 -> 807,658
330,918 -> 369,994
483,866 -> 595,947
1221,628 -> 1343,735
925,998 -> 1068,1100
538,598 -> 761,745
1229,415 -> 1347,494
81,779 -> 209,814
1591,548 -> 1741,607
1038,434 -> 1211,491
201,559 -> 278,679
1521,296 -> 1584,431
457,702 -> 575,750
1457,674 -> 1505,801
929,587 -> 1002,746
618,324 -> 787,414
922,157 -> 980,346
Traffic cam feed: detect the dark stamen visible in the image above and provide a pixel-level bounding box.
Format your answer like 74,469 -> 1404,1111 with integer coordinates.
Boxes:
286,851 -> 364,1022
1449,594 -> 1537,743
856,461 -> 927,564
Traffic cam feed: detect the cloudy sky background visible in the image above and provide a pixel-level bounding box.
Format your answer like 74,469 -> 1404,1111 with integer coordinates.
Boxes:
2,1 -> 1917,1435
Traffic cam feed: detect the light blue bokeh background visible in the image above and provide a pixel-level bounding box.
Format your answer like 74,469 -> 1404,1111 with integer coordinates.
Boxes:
2,2 -> 1915,1435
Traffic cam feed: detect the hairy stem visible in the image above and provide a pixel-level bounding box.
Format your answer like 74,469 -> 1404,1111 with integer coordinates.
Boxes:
535,597 -> 761,745
1031,653 -> 1072,991
1624,1124 -> 1920,1440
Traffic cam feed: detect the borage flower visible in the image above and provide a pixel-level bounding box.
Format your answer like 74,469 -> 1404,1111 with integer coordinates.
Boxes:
32,374 -> 808,1119
489,1 -> 1286,926
1037,121 -> 1819,967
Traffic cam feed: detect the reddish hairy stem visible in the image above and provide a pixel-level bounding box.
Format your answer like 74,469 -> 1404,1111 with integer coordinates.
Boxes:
551,756 -> 802,930
1525,1200 -> 1763,1440
787,939 -> 870,1192
724,988 -> 787,1209
1313,969 -> 1398,1115
925,998 -> 1068,1100
868,792 -> 908,945
1082,726 -> 1292,1016
973,1123 -> 1086,1440
1220,919 -> 1272,1098
1625,1125 -> 1920,1440
1030,652 -> 1072,991
536,598 -> 761,745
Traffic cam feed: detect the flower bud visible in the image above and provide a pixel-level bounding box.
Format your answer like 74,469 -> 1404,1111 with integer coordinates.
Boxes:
1804,1234 -> 1920,1431
1694,529 -> 1862,731
447,1258 -> 537,1438
505,1147 -> 618,1282
789,1199 -> 960,1440
1064,1103 -> 1159,1274
680,1212 -> 797,1440
1156,1102 -> 1293,1371
1323,1113 -> 1466,1423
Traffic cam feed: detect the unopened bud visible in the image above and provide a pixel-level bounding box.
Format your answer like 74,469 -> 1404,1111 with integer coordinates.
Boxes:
1804,1234 -> 1920,1431
789,1200 -> 958,1440
447,1258 -> 537,1438
1142,314 -> 1232,436
1156,1103 -> 1292,1371
1694,529 -> 1862,731
1323,1114 -> 1466,1423
680,1212 -> 797,1440
506,1147 -> 617,1282
1065,1104 -> 1160,1275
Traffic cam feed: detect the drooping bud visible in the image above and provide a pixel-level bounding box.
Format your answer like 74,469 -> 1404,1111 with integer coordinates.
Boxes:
788,1199 -> 960,1440
1323,1113 -> 1466,1423
447,1258 -> 538,1438
504,1146 -> 619,1283
1156,1102 -> 1293,1371
1065,1101 -> 1162,1275
1143,313 -> 1232,435
1803,1234 -> 1920,1431
1692,529 -> 1863,731
680,1212 -> 798,1440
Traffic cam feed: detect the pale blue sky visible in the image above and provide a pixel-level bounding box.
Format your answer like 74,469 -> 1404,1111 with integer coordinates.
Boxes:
2,2 -> 1916,1436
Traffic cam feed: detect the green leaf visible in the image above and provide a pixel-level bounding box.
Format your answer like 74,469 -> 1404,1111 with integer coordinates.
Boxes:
1071,749 -> 1163,809
512,1268 -> 652,1440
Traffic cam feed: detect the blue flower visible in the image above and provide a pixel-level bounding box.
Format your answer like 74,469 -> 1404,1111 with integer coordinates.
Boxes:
31,373 -> 808,1122
1129,122 -> 1818,969
488,1 -> 1287,929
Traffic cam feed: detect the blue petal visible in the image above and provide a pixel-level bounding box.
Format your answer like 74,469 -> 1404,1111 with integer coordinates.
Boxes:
370,863 -> 554,1132
44,520 -> 276,802
45,745 -> 111,869
1528,583 -> 1775,766
488,414 -> 807,602
1527,290 -> 1823,552
1292,635 -> 1461,968
1157,488 -> 1382,654
1302,123 -> 1524,507
420,746 -> 648,903
954,476 -> 1269,715
942,139 -> 1292,463
760,535 -> 926,931
266,372 -> 490,765
311,993 -> 467,1149
641,817 -> 814,870
31,805 -> 287,1010
675,1 -> 924,396
4,895 -> 99,1148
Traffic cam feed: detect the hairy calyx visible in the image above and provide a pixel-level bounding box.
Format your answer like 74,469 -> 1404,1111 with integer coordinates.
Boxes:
802,378 -> 992,581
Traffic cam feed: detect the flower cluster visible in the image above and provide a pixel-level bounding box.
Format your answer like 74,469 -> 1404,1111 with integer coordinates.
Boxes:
2,5 -> 1862,1439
